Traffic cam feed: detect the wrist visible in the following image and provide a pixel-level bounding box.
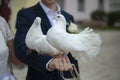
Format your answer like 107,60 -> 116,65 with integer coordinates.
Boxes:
48,59 -> 55,71
46,58 -> 55,71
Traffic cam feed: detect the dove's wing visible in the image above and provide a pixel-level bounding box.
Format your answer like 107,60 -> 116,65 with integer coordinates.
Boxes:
33,35 -> 60,55
25,17 -> 41,50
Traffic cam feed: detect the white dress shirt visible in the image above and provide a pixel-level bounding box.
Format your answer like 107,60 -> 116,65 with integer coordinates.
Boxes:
40,1 -> 61,26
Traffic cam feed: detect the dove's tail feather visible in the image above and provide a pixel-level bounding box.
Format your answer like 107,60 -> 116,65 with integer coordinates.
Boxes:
33,45 -> 59,55
71,45 -> 101,61
72,27 -> 102,61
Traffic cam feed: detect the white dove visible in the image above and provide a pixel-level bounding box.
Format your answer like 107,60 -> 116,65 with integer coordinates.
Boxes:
25,17 -> 60,55
46,14 -> 102,60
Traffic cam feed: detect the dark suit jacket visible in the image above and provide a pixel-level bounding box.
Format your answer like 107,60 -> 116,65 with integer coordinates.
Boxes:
14,3 -> 79,80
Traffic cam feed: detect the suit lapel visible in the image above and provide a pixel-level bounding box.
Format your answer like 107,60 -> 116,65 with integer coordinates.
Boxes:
61,11 -> 70,23
33,3 -> 52,34
33,3 -> 73,34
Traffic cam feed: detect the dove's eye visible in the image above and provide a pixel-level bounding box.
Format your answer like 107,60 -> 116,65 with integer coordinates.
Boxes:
57,16 -> 60,18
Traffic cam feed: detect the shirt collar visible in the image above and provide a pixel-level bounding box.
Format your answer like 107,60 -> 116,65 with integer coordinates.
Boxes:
40,1 -> 61,15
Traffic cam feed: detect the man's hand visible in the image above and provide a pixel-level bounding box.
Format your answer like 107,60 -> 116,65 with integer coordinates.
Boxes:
48,56 -> 73,71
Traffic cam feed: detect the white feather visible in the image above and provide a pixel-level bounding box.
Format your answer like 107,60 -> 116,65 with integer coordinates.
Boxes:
25,17 -> 60,55
47,14 -> 102,60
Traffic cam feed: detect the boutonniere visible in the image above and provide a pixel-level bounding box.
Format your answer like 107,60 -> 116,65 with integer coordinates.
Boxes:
67,22 -> 80,34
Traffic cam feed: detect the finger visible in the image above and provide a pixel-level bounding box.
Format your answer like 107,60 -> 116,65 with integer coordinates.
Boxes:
63,57 -> 73,71
58,58 -> 64,71
62,57 -> 69,71
54,58 -> 64,71
63,58 -> 72,71
53,58 -> 60,70
64,56 -> 71,63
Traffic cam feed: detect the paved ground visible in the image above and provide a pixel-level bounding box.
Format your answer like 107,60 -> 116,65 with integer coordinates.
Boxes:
13,30 -> 120,80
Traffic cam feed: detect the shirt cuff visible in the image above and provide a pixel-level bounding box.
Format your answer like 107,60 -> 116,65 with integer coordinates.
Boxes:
64,52 -> 69,56
46,58 -> 54,71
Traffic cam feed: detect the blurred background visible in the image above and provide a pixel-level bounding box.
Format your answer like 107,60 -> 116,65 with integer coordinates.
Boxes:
0,0 -> 120,80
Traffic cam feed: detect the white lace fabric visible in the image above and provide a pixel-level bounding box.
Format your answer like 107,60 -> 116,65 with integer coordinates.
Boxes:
0,16 -> 14,77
